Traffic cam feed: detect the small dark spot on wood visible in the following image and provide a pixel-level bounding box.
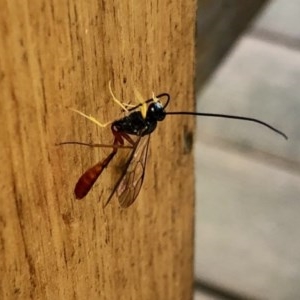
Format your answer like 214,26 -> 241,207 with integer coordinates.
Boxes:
183,126 -> 193,154
0,71 -> 5,81
58,80 -> 64,90
41,2 -> 46,12
123,76 -> 127,84
63,246 -> 68,265
22,51 -> 28,63
105,232 -> 110,244
2,21 -> 8,37
153,162 -> 158,193
0,215 -> 6,251
10,86 -> 18,105
0,236 -> 5,252
27,255 -> 37,293
0,215 -> 6,228
62,212 -> 74,225
93,215 -> 96,232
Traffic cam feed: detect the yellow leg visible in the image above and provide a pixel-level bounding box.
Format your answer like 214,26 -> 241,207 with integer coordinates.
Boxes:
152,92 -> 159,103
109,81 -> 158,119
70,82 -> 133,127
69,108 -> 112,128
70,83 -> 159,126
108,81 -> 129,112
121,102 -> 136,108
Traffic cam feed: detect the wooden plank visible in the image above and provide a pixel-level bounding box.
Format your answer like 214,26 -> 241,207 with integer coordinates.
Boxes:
194,141 -> 300,300
0,1 -> 196,299
194,2 -> 300,297
194,3 -> 300,298
253,0 -> 300,42
196,0 -> 268,90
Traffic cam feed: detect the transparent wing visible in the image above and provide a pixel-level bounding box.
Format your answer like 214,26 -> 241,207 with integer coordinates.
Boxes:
102,135 -> 150,208
116,135 -> 151,208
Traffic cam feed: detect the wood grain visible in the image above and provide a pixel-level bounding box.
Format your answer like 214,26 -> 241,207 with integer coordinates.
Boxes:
0,0 -> 196,299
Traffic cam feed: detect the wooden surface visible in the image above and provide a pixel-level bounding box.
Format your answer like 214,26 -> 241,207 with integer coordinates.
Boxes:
0,1 -> 196,299
196,0 -> 268,90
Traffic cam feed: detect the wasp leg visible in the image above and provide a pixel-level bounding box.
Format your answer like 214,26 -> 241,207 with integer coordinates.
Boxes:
108,81 -> 129,112
56,141 -> 133,149
151,92 -> 159,102
121,102 -> 136,108
133,87 -> 148,119
69,108 -> 112,128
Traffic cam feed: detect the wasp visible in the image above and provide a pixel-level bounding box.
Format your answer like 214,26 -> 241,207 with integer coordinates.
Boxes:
59,82 -> 287,208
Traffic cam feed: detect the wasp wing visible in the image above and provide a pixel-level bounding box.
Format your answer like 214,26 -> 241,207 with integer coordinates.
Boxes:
103,135 -> 150,208
117,135 -> 151,208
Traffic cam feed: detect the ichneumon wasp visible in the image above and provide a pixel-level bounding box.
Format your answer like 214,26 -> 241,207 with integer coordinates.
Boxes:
59,82 -> 287,208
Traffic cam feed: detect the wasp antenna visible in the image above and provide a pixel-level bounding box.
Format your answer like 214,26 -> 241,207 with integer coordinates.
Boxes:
166,111 -> 288,140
